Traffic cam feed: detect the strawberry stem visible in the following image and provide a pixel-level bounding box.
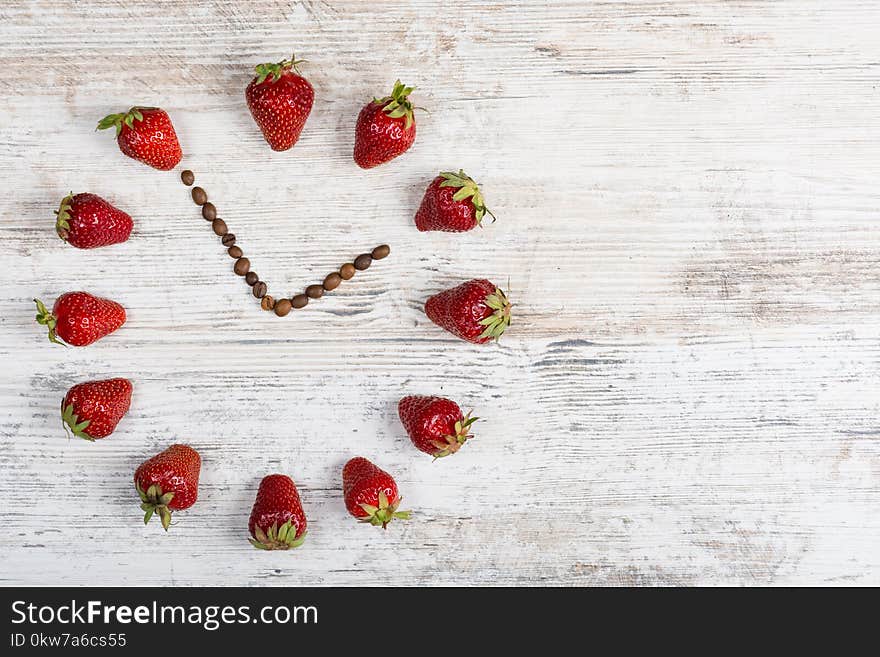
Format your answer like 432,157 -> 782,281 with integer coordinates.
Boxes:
375,80 -> 420,130
33,298 -> 63,346
430,412 -> 478,458
249,521 -> 307,550
438,170 -> 496,225
96,107 -> 149,136
136,482 -> 175,531
54,193 -> 74,241
254,53 -> 307,84
61,403 -> 93,441
358,491 -> 411,529
477,287 -> 512,342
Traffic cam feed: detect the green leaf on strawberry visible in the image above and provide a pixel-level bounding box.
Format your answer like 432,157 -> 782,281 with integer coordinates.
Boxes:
61,403 -> 93,442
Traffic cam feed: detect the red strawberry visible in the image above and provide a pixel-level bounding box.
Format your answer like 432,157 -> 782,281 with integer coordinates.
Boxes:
248,474 -> 308,550
97,107 -> 182,171
425,279 -> 511,344
246,55 -> 314,152
342,457 -> 411,529
134,444 -> 201,531
34,292 -> 126,347
353,80 -> 419,169
61,378 -> 132,441
55,193 -> 133,249
398,395 -> 477,458
414,170 -> 495,232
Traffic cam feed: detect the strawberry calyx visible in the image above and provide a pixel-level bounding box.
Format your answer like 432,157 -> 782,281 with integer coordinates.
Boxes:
439,170 -> 496,225
249,521 -> 307,550
254,54 -> 306,84
136,481 -> 175,531
61,402 -> 93,442
358,491 -> 411,529
54,193 -> 74,241
33,298 -> 63,346
375,80 -> 418,130
478,287 -> 512,342
431,412 -> 478,458
96,107 -> 149,137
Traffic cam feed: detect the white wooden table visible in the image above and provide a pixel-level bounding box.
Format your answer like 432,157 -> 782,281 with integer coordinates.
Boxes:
1,1 -> 878,586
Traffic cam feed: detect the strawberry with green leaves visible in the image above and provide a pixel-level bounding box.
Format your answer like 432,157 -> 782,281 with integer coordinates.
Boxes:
398,395 -> 477,457
342,457 -> 411,529
34,292 -> 126,346
97,107 -> 182,171
353,80 -> 420,169
61,378 -> 132,441
246,54 -> 314,151
55,193 -> 133,249
425,279 -> 511,344
248,474 -> 307,550
134,444 -> 201,531
415,170 -> 495,232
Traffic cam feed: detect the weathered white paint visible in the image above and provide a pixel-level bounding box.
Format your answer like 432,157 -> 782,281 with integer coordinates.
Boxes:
0,0 -> 878,586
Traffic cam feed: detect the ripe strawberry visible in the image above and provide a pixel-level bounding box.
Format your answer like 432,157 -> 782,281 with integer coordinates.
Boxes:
97,107 -> 182,171
248,474 -> 308,550
353,80 -> 419,169
414,170 -> 496,232
61,378 -> 132,441
134,444 -> 201,531
246,55 -> 314,152
55,193 -> 133,249
33,292 -> 126,347
342,457 -> 411,529
398,395 -> 477,458
425,279 -> 511,344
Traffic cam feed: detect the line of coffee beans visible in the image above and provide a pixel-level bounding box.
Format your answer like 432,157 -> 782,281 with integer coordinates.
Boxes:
180,170 -> 390,317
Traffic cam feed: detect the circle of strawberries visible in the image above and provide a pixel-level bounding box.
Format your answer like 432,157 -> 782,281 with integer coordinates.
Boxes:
36,54 -> 513,546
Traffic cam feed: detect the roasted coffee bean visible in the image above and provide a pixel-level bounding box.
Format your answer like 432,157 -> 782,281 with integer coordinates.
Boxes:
306,284 -> 324,299
274,299 -> 292,317
339,263 -> 356,280
354,253 -> 373,271
228,245 -> 243,259
261,295 -> 275,311
245,271 -> 258,286
221,233 -> 236,247
233,257 -> 250,276
181,170 -> 195,186
371,244 -> 390,260
291,294 -> 309,309
212,218 -> 228,236
202,202 -> 217,221
323,272 -> 342,291
191,187 -> 207,205
253,281 -> 267,298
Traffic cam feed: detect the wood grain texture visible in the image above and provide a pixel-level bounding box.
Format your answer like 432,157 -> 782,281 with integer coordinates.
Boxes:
1,0 -> 878,586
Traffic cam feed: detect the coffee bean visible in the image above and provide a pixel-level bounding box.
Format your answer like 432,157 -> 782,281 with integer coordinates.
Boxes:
323,272 -> 342,291
253,281 -> 267,298
306,284 -> 324,299
274,299 -> 292,317
191,187 -> 207,205
221,233 -> 236,247
202,202 -> 217,221
261,295 -> 275,311
228,245 -> 243,259
233,257 -> 250,276
371,244 -> 390,260
354,253 -> 372,271
339,263 -> 356,280
181,170 -> 195,186
212,218 -> 228,236
291,294 -> 309,309
245,271 -> 258,286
